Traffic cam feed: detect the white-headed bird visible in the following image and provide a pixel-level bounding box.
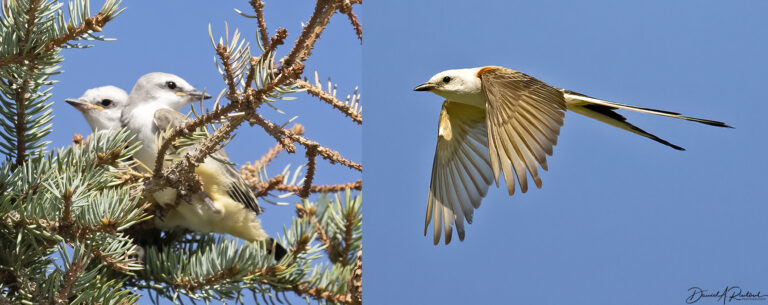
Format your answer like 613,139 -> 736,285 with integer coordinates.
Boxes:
414,66 -> 731,245
121,73 -> 285,259
65,86 -> 128,131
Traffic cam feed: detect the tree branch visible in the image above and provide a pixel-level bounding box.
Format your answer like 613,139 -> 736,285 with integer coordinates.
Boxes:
297,79 -> 361,124
54,254 -> 92,305
292,283 -> 354,304
247,113 -> 362,171
299,146 -> 317,198
12,0 -> 42,166
282,0 -> 337,70
249,0 -> 271,49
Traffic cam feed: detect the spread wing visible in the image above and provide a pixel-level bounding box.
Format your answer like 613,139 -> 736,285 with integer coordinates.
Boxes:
427,101 -> 494,245
480,67 -> 567,195
153,108 -> 262,214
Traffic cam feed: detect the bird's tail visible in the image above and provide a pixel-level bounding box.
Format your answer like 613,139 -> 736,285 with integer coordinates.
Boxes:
563,90 -> 732,127
268,238 -> 288,261
561,90 -> 732,150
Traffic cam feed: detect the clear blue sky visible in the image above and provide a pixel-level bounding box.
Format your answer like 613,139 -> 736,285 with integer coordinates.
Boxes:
365,0 -> 767,304
49,1 -> 361,303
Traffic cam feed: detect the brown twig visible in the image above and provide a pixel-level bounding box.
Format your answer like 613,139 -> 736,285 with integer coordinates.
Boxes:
248,113 -> 362,171
299,147 -> 317,198
292,283 -> 354,304
0,55 -> 24,68
256,180 -> 362,194
282,0 -> 337,70
89,248 -> 135,274
337,1 -> 362,43
348,246 -> 362,305
12,0 -> 41,166
346,11 -> 362,42
45,13 -> 111,52
54,254 -> 92,305
312,216 -> 333,252
253,174 -> 284,198
217,43 -> 240,101
339,203 -> 356,264
249,0 -> 271,50
251,125 -> 304,169
297,79 -> 361,124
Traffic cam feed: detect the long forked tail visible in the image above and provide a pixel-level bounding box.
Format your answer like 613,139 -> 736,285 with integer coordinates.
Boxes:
562,90 -> 732,150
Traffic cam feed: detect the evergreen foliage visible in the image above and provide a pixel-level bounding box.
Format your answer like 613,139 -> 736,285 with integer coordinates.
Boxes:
0,0 -> 362,304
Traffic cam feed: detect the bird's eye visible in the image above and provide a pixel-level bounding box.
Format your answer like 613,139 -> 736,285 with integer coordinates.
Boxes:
166,81 -> 177,90
442,76 -> 451,83
100,99 -> 113,107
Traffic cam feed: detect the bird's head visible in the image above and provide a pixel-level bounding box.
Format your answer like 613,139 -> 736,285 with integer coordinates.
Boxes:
414,67 -> 485,105
66,85 -> 128,132
128,72 -> 211,110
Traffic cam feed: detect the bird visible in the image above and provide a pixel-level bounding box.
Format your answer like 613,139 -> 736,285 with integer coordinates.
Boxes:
151,108 -> 278,245
121,72 -> 212,168
65,76 -> 286,259
414,66 -> 731,245
65,85 -> 128,131
121,73 -> 286,259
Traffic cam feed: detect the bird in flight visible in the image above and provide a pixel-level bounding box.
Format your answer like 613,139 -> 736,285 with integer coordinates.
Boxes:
414,66 -> 731,245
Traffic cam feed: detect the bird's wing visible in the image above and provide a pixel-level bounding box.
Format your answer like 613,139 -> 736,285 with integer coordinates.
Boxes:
479,67 -> 567,195
153,108 -> 263,214
427,101 -> 494,245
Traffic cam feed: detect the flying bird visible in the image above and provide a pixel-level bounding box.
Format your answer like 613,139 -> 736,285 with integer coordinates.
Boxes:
414,66 -> 731,245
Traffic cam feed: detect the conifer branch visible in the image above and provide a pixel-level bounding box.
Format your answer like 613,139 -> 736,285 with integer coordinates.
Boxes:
11,0 -> 42,165
250,179 -> 362,195
282,0 -> 337,70
247,112 -> 362,171
54,255 -> 92,305
297,79 -> 362,124
249,0 -> 270,49
293,283 -> 355,304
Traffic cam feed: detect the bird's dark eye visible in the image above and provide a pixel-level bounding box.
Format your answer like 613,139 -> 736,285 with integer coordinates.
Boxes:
100,99 -> 112,107
166,81 -> 177,90
442,76 -> 451,83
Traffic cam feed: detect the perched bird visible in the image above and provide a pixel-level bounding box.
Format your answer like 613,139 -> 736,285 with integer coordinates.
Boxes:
65,86 -> 128,131
151,108 -> 275,245
121,72 -> 212,168
121,73 -> 286,259
414,66 -> 731,245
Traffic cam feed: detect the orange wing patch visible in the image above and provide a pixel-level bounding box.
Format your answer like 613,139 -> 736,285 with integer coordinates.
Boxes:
476,66 -> 502,78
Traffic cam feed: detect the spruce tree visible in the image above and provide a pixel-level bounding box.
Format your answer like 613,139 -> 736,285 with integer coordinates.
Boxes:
0,0 -> 362,304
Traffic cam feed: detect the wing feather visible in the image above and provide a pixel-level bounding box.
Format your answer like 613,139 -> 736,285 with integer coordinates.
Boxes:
480,67 -> 566,196
426,101 -> 493,244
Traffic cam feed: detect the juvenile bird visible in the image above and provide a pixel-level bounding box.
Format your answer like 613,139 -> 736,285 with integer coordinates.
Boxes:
121,72 -> 211,168
121,73 -> 286,259
414,66 -> 731,245
65,85 -> 128,131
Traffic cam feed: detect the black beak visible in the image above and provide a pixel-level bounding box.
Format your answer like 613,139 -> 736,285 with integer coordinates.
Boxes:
188,91 -> 212,100
414,83 -> 436,91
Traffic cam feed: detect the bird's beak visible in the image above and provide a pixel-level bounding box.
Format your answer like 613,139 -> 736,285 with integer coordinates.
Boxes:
65,99 -> 103,112
180,90 -> 212,101
414,83 -> 436,92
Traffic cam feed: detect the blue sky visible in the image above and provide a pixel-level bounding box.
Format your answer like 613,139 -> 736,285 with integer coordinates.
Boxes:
365,0 -> 768,304
48,1 -> 360,303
